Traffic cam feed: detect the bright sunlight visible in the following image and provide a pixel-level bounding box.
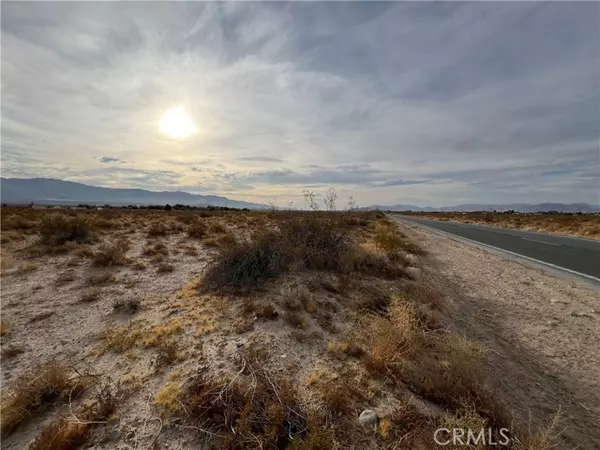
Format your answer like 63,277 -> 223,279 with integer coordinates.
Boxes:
159,107 -> 196,140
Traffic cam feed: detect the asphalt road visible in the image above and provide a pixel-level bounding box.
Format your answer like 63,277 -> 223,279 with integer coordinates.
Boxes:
394,215 -> 600,280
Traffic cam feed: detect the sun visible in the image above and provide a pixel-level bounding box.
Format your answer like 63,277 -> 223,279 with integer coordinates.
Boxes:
159,107 -> 196,140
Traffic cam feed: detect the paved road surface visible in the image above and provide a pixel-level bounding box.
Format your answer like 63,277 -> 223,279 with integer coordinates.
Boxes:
394,215 -> 600,280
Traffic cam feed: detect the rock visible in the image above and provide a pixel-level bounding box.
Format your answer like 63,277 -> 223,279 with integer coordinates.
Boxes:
358,409 -> 379,428
547,319 -> 559,327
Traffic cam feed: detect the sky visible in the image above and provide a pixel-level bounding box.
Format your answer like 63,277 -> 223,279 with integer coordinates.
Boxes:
1,2 -> 599,208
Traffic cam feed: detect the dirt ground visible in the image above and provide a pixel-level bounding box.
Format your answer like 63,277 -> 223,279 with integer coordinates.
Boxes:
396,218 -> 600,449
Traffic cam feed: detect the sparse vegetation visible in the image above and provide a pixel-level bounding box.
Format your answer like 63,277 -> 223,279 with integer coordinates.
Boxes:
0,206 -> 575,449
0,362 -> 88,436
92,238 -> 130,266
39,213 -> 93,246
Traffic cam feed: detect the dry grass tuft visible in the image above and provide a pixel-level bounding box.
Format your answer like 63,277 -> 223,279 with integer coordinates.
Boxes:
29,419 -> 89,450
79,291 -> 100,303
155,369 -> 333,448
1,345 -> 25,360
86,272 -> 117,286
92,239 -> 130,266
112,298 -> 140,314
156,263 -> 175,273
0,362 -> 88,436
147,222 -> 168,237
187,221 -> 208,239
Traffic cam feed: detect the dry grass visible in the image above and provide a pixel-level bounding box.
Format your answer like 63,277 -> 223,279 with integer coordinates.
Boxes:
154,369 -> 333,449
38,213 -> 93,246
1,320 -> 10,336
91,238 -> 130,266
187,221 -> 208,239
79,290 -> 100,303
156,263 -> 175,273
0,362 -> 88,436
86,272 -> 117,285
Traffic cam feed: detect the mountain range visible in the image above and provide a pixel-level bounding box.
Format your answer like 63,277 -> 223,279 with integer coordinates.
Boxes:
0,178 -> 264,209
1,178 -> 598,213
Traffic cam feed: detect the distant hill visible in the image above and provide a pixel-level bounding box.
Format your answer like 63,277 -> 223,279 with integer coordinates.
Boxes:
366,203 -> 600,213
0,178 -> 266,209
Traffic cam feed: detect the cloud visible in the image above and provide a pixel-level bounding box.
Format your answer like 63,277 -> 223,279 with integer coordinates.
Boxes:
238,156 -> 283,162
98,156 -> 127,164
1,2 -> 597,206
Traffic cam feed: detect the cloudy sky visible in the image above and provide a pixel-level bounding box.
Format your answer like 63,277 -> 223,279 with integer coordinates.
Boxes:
2,2 -> 598,207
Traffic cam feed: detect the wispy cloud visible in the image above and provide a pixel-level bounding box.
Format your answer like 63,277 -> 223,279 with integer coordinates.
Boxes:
1,2 -> 597,206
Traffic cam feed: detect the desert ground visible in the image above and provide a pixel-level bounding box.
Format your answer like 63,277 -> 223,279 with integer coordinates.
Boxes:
401,211 -> 600,240
1,207 -> 597,449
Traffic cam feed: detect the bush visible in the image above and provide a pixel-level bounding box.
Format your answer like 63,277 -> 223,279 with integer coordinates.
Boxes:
39,214 -> 92,246
203,233 -> 289,290
203,213 -> 413,292
187,221 -> 207,239
92,239 -> 130,266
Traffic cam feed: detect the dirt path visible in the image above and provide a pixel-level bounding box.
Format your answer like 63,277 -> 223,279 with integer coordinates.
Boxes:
396,220 -> 600,450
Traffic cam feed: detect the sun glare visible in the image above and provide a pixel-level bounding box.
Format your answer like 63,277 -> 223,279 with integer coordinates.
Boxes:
159,107 -> 196,140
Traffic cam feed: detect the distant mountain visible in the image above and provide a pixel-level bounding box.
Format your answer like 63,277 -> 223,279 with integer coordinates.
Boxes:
366,203 -> 600,213
0,178 -> 266,209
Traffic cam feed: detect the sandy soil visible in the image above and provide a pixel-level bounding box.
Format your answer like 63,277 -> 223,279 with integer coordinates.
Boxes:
396,219 -> 600,449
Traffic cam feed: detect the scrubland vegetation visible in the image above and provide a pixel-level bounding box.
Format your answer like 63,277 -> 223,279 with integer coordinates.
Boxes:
401,211 -> 600,239
0,206 -> 561,449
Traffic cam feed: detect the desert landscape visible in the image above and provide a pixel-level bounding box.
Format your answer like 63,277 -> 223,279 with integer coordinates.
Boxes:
400,212 -> 600,240
2,207 -> 597,449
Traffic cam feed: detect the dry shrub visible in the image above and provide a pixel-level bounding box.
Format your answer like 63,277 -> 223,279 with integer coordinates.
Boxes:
155,339 -> 181,367
255,302 -> 279,320
187,221 -> 208,239
79,291 -> 100,303
147,222 -> 168,237
72,245 -> 95,259
92,239 -> 130,266
112,298 -> 140,314
209,222 -> 227,234
55,270 -> 76,285
203,233 -> 288,290
39,214 -> 92,246
156,370 -> 333,449
86,272 -> 116,285
29,380 -> 128,450
203,213 -> 408,292
362,299 -> 420,375
354,286 -> 392,315
0,362 -> 87,436
402,333 -> 486,413
142,240 -> 169,257
283,311 -> 307,329
0,320 -> 9,336
156,263 -> 174,273
1,345 -> 25,360
29,420 -> 89,450
403,281 -> 444,310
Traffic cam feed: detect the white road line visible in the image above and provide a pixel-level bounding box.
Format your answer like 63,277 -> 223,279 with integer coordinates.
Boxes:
521,237 -> 560,246
394,217 -> 600,285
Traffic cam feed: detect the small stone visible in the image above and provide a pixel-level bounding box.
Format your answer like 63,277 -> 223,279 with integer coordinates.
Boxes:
358,409 -> 379,428
547,319 -> 559,327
